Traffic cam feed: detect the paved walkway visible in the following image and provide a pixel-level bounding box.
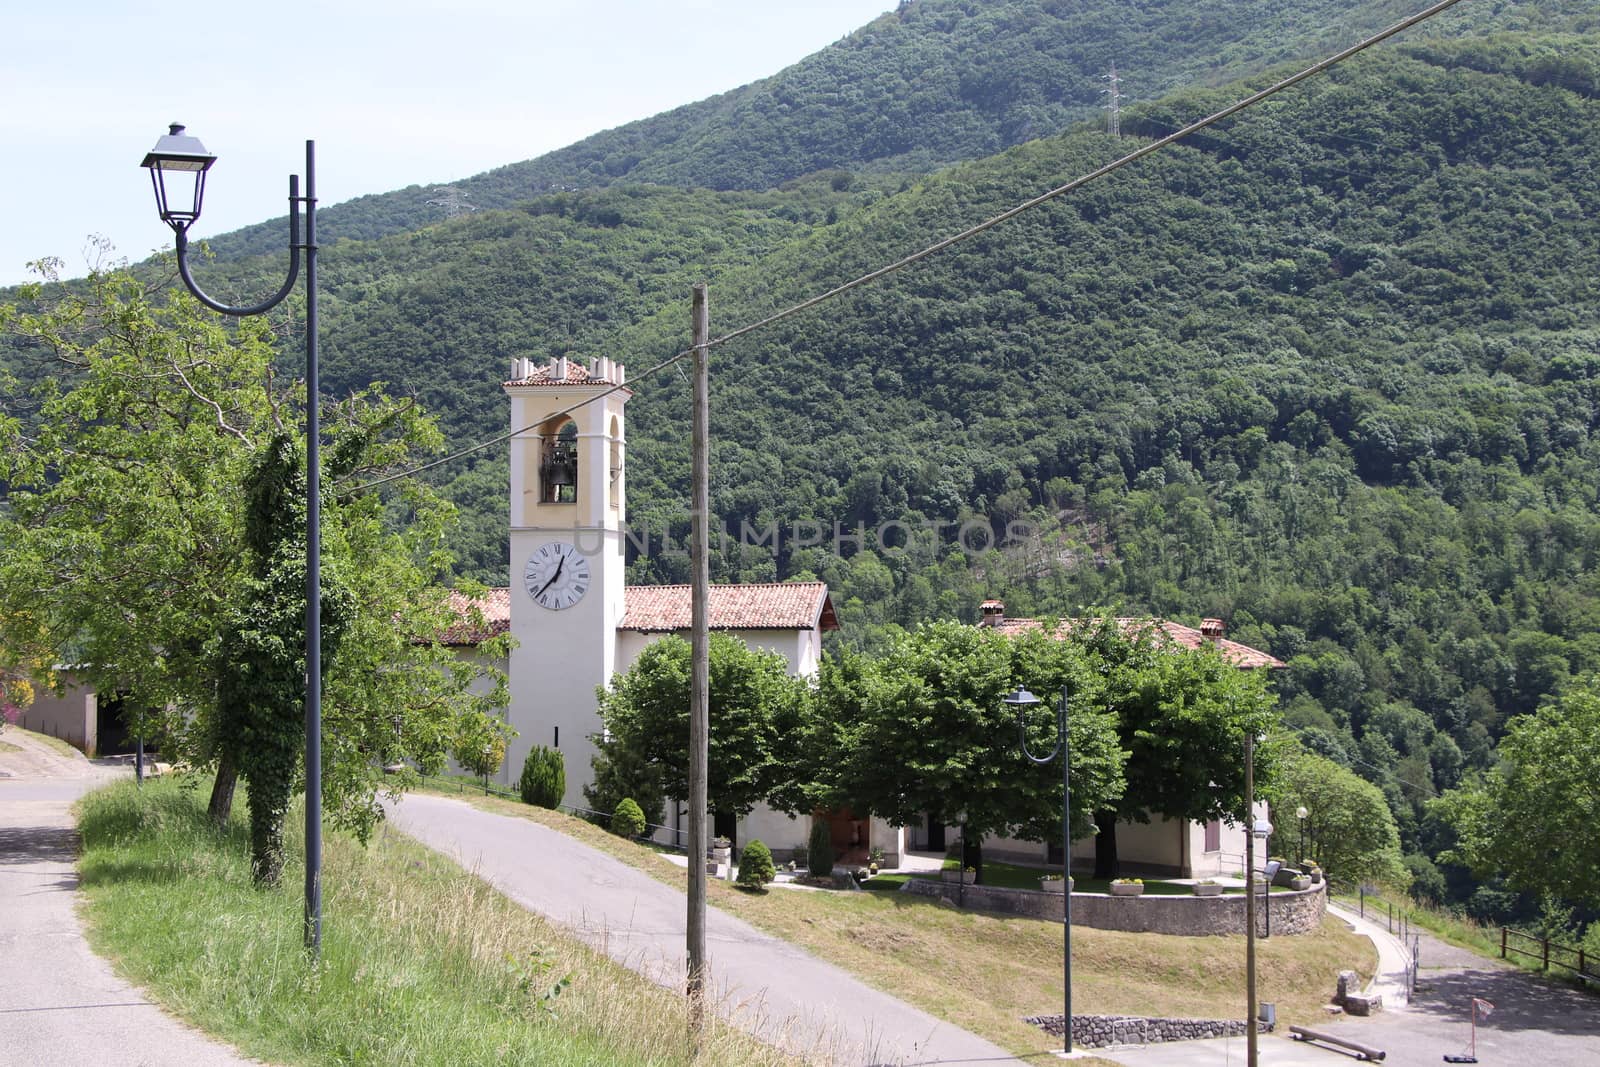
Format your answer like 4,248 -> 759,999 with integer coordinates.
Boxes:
1099,900 -> 1600,1067
0,729 -> 263,1067
386,792 -> 1026,1066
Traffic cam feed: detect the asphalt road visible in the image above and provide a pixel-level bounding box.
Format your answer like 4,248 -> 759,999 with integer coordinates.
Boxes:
386,790 -> 1027,1067
0,730 -> 263,1067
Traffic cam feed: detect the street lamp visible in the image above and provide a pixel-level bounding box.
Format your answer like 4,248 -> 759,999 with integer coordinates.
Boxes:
1296,805 -> 1309,867
1003,686 -> 1073,1055
1255,817 -> 1275,940
141,124 -> 325,957
1244,734 -> 1265,1067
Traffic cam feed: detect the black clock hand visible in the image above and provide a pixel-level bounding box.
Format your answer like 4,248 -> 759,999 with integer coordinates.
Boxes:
535,555 -> 566,598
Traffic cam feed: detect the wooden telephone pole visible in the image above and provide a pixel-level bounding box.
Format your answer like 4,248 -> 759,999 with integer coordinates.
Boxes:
686,283 -> 711,1044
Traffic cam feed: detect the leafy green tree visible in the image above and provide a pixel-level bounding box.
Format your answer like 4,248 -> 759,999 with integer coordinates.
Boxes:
819,621 -> 1125,882
454,713 -> 511,782
1065,618 -> 1280,879
1265,743 -> 1409,888
1433,684 -> 1600,910
0,268 -> 508,884
519,745 -> 566,808
590,633 -> 804,820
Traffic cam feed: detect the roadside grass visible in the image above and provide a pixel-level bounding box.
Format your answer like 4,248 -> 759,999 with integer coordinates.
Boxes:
0,738 -> 21,754
413,789 -> 1376,1059
75,777 -> 791,1067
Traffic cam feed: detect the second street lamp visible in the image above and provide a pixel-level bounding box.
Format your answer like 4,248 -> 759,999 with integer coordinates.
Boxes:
141,123 -> 326,957
1003,686 -> 1073,1054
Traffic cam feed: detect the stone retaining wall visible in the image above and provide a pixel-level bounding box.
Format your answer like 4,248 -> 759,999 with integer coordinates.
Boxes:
900,878 -> 1325,936
1026,1013 -> 1271,1048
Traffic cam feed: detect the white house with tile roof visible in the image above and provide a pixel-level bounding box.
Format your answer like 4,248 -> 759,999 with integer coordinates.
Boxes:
966,599 -> 1283,878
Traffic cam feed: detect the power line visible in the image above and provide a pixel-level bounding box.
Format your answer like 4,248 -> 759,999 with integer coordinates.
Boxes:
346,0 -> 1468,495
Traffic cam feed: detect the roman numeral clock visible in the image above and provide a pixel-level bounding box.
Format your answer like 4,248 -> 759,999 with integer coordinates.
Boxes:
523,541 -> 590,611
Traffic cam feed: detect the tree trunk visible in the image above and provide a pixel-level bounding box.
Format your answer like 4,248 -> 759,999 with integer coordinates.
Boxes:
1093,809 -> 1120,880
962,834 -> 984,884
208,751 -> 237,827
247,775 -> 291,887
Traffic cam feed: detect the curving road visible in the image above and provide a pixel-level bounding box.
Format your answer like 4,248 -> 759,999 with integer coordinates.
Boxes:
387,791 -> 1027,1067
0,730 -> 264,1067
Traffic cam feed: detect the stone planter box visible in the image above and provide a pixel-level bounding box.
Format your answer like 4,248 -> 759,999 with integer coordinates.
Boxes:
943,869 -> 976,884
1192,882 -> 1224,897
1109,883 -> 1145,897
1038,877 -> 1072,894
1290,876 -> 1312,891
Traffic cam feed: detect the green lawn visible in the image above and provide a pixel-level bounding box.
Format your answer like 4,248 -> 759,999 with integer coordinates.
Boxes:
76,777 -> 787,1067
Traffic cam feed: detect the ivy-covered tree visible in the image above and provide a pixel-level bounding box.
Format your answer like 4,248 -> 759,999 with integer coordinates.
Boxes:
0,267 -> 509,884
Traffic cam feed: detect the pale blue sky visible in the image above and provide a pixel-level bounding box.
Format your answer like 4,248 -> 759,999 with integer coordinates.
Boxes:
2,1 -> 891,286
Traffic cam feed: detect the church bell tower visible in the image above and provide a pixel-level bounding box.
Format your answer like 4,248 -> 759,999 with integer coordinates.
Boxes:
503,355 -> 630,807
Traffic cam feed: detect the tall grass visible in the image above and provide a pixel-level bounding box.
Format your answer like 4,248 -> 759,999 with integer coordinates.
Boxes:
76,777 -> 792,1067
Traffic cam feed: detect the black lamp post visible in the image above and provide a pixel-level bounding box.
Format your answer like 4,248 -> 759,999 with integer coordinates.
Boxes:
1296,805 -> 1309,868
141,123 -> 325,957
1003,686 -> 1073,1054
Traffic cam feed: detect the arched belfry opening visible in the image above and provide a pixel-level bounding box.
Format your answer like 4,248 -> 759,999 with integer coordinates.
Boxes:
540,418 -> 578,503
609,415 -> 623,510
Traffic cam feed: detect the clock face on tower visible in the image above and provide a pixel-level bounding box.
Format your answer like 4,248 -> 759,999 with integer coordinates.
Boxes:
523,541 -> 591,611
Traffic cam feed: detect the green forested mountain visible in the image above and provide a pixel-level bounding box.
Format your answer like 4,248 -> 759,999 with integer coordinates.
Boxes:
208,0 -> 1596,260
7,1 -> 1600,920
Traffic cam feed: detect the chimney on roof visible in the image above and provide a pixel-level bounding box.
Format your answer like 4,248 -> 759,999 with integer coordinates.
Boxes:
1200,618 -> 1226,642
979,599 -> 1005,628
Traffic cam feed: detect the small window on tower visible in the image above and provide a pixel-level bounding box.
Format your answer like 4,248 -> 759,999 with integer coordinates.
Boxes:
609,415 -> 622,509
541,421 -> 578,503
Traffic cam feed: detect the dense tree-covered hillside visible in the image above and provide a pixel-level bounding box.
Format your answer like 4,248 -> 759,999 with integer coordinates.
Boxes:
206,0 -> 1593,260
8,3 -> 1600,922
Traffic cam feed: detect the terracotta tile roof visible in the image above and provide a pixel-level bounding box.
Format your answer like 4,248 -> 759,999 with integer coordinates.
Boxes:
440,588 -> 511,646
441,582 -> 838,644
620,582 -> 839,633
991,615 -> 1285,670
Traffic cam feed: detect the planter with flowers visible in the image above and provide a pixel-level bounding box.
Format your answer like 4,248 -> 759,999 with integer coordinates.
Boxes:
1109,878 -> 1145,897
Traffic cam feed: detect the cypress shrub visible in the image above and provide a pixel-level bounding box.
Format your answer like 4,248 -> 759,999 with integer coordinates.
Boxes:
807,819 -> 833,878
737,839 -> 775,889
610,797 -> 646,838
519,745 -> 565,808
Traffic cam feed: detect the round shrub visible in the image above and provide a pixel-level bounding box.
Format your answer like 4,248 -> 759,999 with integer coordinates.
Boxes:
807,818 -> 833,878
610,797 -> 646,838
737,839 -> 775,889
519,745 -> 565,808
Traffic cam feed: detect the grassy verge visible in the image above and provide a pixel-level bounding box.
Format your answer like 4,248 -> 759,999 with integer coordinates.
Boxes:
76,777 -> 788,1067
409,789 -> 1376,1060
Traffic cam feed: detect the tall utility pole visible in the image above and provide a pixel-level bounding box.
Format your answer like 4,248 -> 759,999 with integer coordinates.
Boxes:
686,283 -> 711,1045
1101,63 -> 1123,137
1245,732 -> 1259,1067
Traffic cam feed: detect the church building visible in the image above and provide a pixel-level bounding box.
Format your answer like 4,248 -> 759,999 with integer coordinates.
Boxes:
449,356 -> 887,859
